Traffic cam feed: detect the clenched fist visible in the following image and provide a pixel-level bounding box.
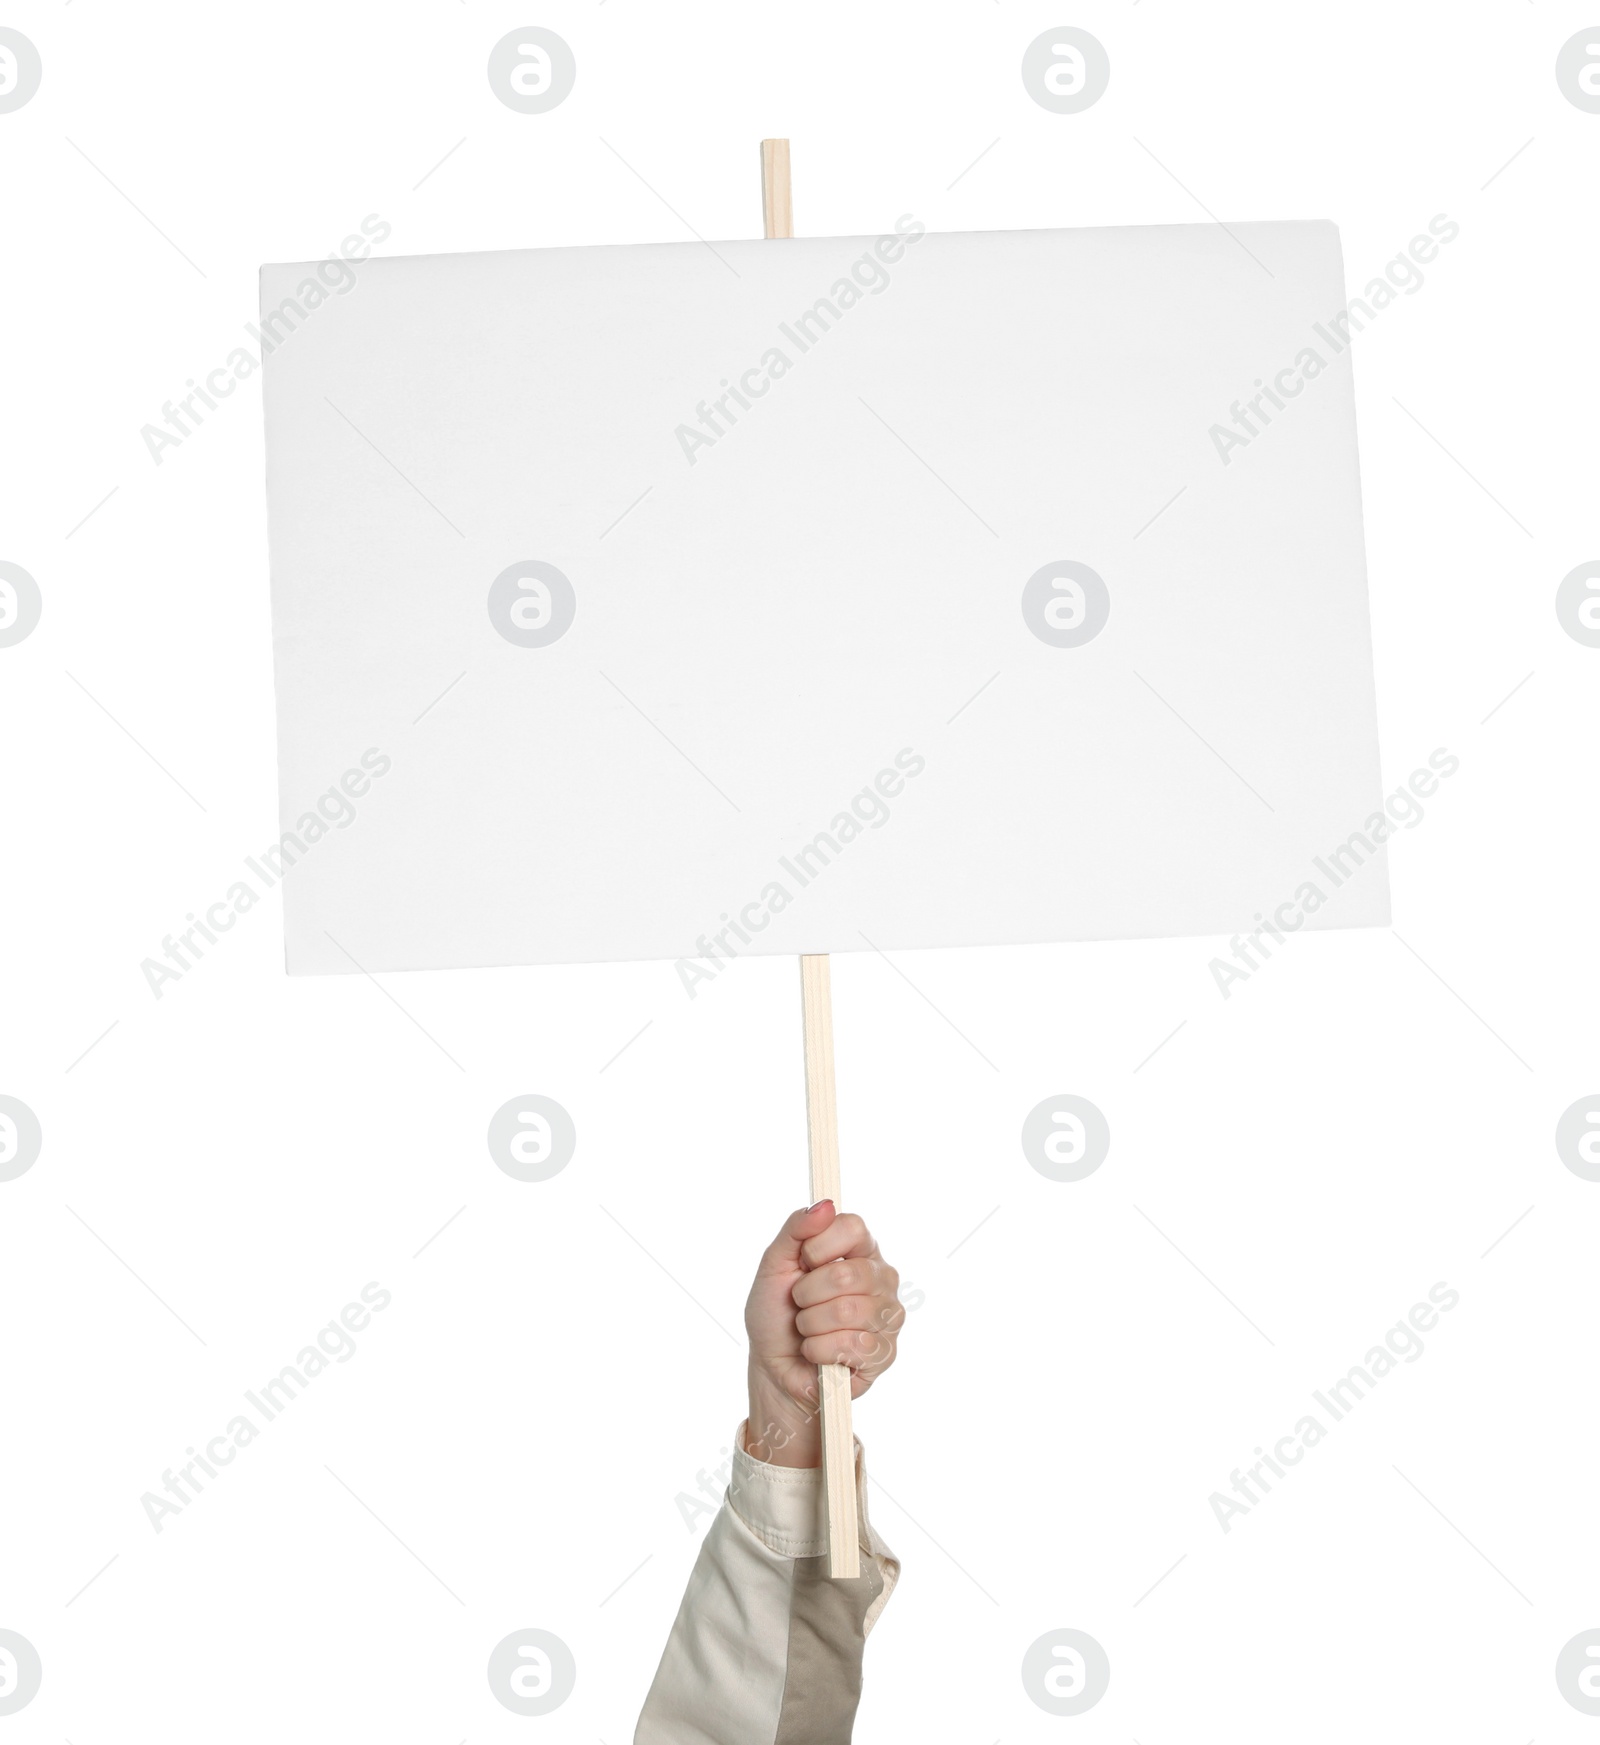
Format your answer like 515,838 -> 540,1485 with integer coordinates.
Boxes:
743,1201 -> 904,1467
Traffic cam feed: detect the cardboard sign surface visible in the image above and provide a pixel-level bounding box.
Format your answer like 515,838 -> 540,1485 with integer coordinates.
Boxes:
262,221 -> 1387,974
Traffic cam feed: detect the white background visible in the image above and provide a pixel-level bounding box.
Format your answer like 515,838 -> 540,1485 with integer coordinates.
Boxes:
2,3 -> 1597,1740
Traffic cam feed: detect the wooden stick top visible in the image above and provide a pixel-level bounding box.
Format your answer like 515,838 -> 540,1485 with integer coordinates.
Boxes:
761,139 -> 793,240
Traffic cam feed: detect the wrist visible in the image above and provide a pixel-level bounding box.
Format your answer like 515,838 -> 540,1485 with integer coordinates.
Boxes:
745,1368 -> 823,1467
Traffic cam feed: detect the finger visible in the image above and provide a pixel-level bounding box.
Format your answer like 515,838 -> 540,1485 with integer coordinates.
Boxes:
800,1327 -> 898,1372
800,1211 -> 877,1270
791,1256 -> 881,1308
755,1200 -> 837,1277
795,1293 -> 902,1338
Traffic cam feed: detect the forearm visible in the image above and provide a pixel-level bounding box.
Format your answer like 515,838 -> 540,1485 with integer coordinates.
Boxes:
745,1366 -> 822,1467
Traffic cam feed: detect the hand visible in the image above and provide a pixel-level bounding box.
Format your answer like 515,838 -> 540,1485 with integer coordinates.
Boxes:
743,1201 -> 904,1467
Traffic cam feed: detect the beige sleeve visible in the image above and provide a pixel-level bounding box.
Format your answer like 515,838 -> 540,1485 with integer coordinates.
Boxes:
634,1424 -> 899,1745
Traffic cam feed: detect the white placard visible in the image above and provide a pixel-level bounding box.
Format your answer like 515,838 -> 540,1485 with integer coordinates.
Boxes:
261,220 -> 1388,975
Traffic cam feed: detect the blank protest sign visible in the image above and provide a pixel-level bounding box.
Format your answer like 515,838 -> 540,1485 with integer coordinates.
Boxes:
261,220 -> 1386,975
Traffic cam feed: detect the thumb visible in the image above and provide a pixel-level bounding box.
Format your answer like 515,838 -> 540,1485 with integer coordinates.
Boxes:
757,1200 -> 836,1274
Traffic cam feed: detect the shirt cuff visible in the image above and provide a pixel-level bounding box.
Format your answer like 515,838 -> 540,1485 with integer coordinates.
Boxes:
729,1418 -> 856,1558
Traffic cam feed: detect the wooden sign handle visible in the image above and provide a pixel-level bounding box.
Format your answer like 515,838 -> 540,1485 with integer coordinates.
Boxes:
763,138 -> 860,1582
798,954 -> 861,1579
